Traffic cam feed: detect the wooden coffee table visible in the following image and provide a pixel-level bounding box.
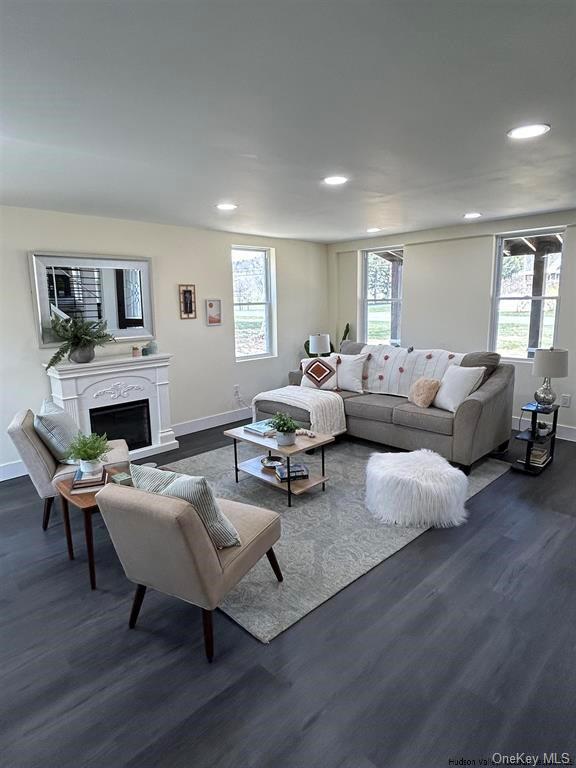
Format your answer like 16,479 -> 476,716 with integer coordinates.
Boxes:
55,462 -> 130,590
223,426 -> 335,507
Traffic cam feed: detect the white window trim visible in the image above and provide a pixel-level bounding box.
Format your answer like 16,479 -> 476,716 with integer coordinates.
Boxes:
232,245 -> 277,362
489,230 -> 564,360
359,246 -> 404,345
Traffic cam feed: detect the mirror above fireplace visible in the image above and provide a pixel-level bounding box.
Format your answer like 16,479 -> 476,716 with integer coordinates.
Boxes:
29,252 -> 155,346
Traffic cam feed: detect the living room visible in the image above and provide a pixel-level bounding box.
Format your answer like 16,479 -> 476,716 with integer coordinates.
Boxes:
1,1 -> 575,766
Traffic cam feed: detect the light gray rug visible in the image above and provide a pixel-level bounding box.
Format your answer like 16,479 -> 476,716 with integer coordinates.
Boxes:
166,442 -> 509,643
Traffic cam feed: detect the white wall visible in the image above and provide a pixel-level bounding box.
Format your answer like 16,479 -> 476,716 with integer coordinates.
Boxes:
328,211 -> 576,437
0,206 -> 329,471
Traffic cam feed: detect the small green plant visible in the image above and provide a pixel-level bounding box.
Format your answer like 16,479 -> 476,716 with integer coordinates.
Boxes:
47,317 -> 116,369
269,412 -> 298,434
67,432 -> 109,462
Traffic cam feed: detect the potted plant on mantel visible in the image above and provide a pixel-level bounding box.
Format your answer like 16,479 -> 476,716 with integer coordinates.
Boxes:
67,432 -> 109,474
46,317 -> 116,370
269,412 -> 298,446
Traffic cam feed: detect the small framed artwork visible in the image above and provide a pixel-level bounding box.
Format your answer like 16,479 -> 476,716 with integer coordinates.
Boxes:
179,284 -> 196,319
205,298 -> 222,326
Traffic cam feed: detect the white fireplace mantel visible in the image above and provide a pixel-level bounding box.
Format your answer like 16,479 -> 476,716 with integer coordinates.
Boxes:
45,353 -> 179,459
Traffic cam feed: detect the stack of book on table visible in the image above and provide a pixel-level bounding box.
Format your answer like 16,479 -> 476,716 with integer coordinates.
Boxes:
244,420 -> 276,437
519,446 -> 549,468
70,467 -> 107,494
275,463 -> 309,482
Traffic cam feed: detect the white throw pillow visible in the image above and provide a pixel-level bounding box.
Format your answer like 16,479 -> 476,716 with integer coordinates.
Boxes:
433,365 -> 486,413
300,355 -> 338,390
336,353 -> 368,393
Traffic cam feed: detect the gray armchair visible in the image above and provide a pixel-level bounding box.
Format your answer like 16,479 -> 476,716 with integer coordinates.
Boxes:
96,483 -> 282,661
7,409 -> 129,529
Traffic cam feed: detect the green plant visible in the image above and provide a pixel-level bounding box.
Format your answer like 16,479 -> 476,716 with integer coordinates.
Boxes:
340,323 -> 350,345
67,432 -> 109,462
47,317 -> 115,369
269,412 -> 298,434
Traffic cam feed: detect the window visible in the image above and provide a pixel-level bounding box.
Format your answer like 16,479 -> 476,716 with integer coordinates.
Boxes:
491,230 -> 564,358
231,247 -> 276,360
361,247 -> 404,344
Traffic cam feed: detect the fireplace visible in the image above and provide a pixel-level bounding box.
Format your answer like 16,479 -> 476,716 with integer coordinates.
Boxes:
90,399 -> 152,451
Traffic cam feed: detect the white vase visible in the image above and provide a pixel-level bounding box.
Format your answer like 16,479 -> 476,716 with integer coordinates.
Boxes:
276,432 -> 296,446
79,459 -> 103,474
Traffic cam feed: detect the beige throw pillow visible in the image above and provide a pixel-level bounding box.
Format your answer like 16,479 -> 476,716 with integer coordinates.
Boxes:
409,377 -> 441,408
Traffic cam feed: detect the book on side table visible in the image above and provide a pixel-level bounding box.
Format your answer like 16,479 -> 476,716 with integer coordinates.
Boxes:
70,467 -> 107,494
244,420 -> 277,437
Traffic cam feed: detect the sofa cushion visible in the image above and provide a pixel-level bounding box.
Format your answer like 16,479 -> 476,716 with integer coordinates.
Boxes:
392,403 -> 454,435
461,351 -> 501,384
254,399 -> 311,423
34,399 -> 80,463
344,394 -> 406,424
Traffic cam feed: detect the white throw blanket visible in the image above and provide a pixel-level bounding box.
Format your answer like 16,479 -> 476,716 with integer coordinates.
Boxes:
252,386 -> 346,436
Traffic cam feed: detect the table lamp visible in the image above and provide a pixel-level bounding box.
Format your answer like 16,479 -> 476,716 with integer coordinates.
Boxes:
532,347 -> 568,406
309,333 -> 331,357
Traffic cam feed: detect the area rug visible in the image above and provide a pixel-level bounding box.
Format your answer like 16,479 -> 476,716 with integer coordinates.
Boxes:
165,442 -> 509,643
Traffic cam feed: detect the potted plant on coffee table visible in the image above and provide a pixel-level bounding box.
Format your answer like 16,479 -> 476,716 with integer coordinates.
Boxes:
269,412 -> 298,446
67,432 -> 110,473
46,317 -> 116,369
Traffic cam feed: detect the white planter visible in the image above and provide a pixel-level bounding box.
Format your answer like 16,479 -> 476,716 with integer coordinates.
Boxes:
276,432 -> 296,446
79,459 -> 103,474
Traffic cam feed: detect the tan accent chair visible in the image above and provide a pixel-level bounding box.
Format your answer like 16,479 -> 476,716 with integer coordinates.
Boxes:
6,409 -> 129,530
96,484 -> 282,662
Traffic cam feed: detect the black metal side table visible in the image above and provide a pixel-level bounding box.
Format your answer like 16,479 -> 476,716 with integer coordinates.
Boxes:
512,402 -> 559,475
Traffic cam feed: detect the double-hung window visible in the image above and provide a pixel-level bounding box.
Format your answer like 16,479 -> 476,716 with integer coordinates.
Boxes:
231,246 -> 276,360
490,230 -> 564,358
360,247 -> 404,344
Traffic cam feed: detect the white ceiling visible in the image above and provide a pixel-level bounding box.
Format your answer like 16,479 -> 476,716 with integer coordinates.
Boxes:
1,0 -> 575,243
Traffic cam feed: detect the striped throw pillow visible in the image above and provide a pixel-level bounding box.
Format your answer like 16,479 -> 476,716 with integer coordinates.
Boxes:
129,463 -> 178,493
33,399 -> 80,462
129,465 -> 241,549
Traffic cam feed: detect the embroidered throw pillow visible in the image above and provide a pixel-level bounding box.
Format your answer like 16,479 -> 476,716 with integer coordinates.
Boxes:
336,353 -> 368,393
433,366 -> 486,413
408,377 -> 441,408
130,464 -> 241,549
300,355 -> 338,390
33,398 -> 81,463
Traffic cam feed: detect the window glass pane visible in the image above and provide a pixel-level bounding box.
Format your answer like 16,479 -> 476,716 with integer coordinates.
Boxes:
494,298 -> 557,358
233,304 -> 269,358
367,302 -> 401,345
232,249 -> 267,303
499,252 -> 534,297
543,252 -> 562,297
366,253 -> 393,300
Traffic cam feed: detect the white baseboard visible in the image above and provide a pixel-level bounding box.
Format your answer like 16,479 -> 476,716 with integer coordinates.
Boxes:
513,417 -> 575,442
0,459 -> 27,482
172,407 -> 252,437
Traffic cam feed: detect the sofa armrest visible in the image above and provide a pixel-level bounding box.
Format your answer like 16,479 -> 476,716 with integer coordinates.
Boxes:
453,364 -> 515,466
288,370 -> 303,386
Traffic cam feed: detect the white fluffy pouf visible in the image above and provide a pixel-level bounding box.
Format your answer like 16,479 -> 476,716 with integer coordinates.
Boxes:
366,449 -> 469,528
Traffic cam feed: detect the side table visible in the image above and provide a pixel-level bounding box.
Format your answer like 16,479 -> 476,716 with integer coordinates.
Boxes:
512,402 -> 559,475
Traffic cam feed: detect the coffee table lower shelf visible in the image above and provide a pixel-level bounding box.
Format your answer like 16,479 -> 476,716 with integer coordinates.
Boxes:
237,455 -> 328,502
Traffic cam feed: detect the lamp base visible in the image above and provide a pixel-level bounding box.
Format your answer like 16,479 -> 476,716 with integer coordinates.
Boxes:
534,377 -> 556,407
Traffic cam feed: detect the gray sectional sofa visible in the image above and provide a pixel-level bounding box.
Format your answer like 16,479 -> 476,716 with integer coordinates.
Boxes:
255,341 -> 515,472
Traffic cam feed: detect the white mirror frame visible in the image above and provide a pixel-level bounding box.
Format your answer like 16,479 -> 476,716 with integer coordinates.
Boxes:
29,251 -> 156,348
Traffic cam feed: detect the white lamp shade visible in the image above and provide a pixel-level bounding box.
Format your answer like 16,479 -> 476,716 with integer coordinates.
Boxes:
309,333 -> 331,355
533,348 -> 568,378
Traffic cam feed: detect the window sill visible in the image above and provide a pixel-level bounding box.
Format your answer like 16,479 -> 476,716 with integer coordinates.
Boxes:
235,354 -> 278,364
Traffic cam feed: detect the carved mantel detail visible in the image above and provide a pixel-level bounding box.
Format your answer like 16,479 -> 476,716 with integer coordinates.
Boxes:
93,382 -> 144,400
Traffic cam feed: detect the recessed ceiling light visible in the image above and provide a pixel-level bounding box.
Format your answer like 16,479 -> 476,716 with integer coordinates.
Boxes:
323,175 -> 348,186
366,227 -> 382,233
216,202 -> 238,211
463,212 -> 482,220
507,124 -> 551,140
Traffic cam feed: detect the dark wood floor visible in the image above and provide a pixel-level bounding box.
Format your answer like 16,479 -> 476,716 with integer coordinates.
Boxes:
1,424 -> 575,768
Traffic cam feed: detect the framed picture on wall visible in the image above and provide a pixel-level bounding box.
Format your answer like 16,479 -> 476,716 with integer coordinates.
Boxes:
179,284 -> 197,319
205,298 -> 222,326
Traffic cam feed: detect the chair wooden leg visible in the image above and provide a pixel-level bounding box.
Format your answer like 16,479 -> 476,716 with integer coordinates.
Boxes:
266,547 -> 283,582
202,609 -> 214,663
42,497 -> 54,531
129,585 -> 147,629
